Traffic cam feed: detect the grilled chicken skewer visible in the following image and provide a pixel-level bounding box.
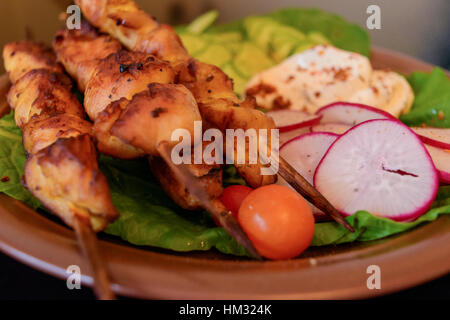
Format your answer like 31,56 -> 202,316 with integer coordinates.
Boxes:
3,41 -> 118,299
54,23 -> 222,211
75,0 -> 276,189
76,0 -> 353,231
53,25 -> 261,258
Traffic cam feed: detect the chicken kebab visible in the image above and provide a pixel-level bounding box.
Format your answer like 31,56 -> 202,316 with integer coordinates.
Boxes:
75,0 -> 353,230
76,0 -> 276,188
2,41 -> 118,298
53,23 -> 262,258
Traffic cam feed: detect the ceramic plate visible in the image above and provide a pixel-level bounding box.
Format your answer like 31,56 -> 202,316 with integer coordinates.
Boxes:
0,48 -> 449,299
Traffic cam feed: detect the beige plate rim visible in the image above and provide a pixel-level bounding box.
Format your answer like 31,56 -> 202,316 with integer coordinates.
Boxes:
0,47 -> 449,299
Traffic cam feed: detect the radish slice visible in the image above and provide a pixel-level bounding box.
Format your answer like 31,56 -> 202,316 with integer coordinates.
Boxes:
411,127 -> 450,150
267,110 -> 321,133
314,119 -> 439,222
279,127 -> 310,145
316,102 -> 395,125
277,132 -> 338,219
424,144 -> 450,184
280,132 -> 339,184
311,123 -> 352,135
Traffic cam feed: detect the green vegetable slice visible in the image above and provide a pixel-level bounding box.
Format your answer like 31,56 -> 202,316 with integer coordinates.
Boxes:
306,31 -> 332,45
243,17 -> 275,52
220,62 -> 248,98
179,33 -> 207,56
202,32 -> 243,44
186,10 -> 219,34
233,42 -> 274,79
195,43 -> 232,67
266,8 -> 370,56
243,16 -> 320,62
293,41 -> 316,54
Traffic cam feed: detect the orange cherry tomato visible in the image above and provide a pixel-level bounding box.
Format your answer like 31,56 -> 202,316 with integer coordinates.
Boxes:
238,185 -> 314,260
216,185 -> 253,225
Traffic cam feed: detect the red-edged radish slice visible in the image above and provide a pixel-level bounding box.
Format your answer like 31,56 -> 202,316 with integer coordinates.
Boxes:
411,127 -> 450,150
311,123 -> 352,135
316,102 -> 395,125
424,144 -> 450,184
277,132 -> 338,219
280,132 -> 339,184
267,110 -> 321,133
279,127 -> 310,145
314,119 -> 439,222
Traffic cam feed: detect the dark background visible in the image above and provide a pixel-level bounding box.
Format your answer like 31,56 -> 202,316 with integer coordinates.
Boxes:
0,251 -> 448,300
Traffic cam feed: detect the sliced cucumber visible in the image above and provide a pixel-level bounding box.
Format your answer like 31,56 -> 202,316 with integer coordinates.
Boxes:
293,40 -> 316,54
270,33 -> 302,61
307,31 -> 331,45
234,42 -> 274,78
195,44 -> 232,67
221,63 -> 249,97
179,33 -> 207,56
244,17 -> 274,51
203,32 -> 243,43
186,10 -> 219,34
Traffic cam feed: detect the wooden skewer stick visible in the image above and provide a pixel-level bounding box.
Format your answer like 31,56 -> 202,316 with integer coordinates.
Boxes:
276,156 -> 355,232
0,75 -> 11,118
73,216 -> 116,300
156,141 -> 263,260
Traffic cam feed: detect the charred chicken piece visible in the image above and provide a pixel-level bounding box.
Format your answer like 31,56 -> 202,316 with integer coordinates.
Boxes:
3,41 -> 118,232
53,22 -> 121,92
75,0 -> 277,188
53,26 -> 223,210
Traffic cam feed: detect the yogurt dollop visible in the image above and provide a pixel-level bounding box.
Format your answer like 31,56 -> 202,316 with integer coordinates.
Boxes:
246,45 -> 414,117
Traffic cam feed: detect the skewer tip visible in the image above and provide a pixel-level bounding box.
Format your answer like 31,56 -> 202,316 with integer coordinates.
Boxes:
73,215 -> 116,300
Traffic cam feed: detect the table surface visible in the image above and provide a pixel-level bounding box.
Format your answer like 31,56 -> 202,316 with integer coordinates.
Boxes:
0,251 -> 448,300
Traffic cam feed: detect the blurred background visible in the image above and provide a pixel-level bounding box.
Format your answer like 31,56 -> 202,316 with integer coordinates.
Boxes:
0,0 -> 448,71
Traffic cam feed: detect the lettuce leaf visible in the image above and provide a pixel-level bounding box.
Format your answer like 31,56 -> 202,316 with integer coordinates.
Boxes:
312,187 -> 450,246
99,156 -> 248,255
400,68 -> 450,128
0,112 -> 40,208
265,8 -> 370,57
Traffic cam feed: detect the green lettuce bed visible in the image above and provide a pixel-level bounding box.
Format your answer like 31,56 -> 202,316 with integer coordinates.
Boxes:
0,9 -> 449,257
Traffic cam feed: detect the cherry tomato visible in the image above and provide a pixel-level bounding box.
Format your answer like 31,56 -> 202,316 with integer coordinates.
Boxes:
216,185 -> 253,225
238,185 -> 314,260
